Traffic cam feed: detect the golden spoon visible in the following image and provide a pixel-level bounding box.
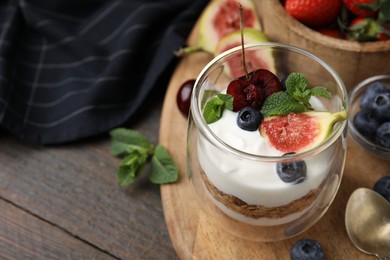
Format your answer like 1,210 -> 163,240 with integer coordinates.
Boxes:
345,188 -> 390,260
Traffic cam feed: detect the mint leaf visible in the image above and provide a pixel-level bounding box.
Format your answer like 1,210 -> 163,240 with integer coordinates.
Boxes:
110,128 -> 179,186
292,89 -> 311,107
203,94 -> 234,124
310,86 -> 331,99
203,97 -> 226,124
117,150 -> 148,186
261,91 -> 307,117
110,128 -> 154,156
281,72 -> 331,111
149,145 -> 179,184
286,72 -> 312,106
217,93 -> 234,111
261,72 -> 331,117
286,72 -> 308,96
111,140 -> 132,157
201,90 -> 219,108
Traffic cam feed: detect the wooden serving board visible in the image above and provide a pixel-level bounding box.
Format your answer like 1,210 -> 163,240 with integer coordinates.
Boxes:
159,26 -> 390,260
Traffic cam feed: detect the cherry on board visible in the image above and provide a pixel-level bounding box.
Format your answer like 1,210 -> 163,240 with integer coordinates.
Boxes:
176,79 -> 196,117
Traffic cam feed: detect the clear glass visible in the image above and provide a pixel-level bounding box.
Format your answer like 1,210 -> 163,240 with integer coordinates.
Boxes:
187,43 -> 348,242
348,74 -> 390,159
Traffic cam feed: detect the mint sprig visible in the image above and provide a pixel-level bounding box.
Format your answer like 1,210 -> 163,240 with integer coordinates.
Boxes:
203,93 -> 233,124
285,72 -> 330,108
117,150 -> 148,185
150,145 -> 179,184
110,128 -> 154,157
110,128 -> 178,185
261,72 -> 331,117
261,91 -> 307,117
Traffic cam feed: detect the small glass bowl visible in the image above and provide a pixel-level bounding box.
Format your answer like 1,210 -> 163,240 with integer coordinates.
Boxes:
348,75 -> 390,160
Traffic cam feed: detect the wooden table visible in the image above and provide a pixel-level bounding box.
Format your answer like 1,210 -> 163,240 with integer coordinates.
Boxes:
0,93 -> 178,259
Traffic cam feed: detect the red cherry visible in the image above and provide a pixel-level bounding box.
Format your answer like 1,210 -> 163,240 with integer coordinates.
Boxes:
249,69 -> 283,98
228,69 -> 282,111
227,79 -> 262,111
177,79 -> 196,117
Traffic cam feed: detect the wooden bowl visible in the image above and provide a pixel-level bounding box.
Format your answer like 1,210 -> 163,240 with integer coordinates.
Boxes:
255,0 -> 390,90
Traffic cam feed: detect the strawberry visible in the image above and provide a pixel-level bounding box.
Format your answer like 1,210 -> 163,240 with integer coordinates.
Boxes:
342,0 -> 379,17
348,17 -> 390,41
284,0 -> 342,28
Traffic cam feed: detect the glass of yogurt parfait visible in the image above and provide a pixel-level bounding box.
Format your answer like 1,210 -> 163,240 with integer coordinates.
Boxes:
186,42 -> 348,242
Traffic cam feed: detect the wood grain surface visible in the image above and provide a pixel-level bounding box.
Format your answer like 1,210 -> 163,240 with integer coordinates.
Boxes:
160,23 -> 390,260
0,95 -> 178,259
0,199 -> 111,259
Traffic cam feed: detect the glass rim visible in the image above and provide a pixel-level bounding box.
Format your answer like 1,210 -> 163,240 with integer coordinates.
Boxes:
348,74 -> 390,154
190,42 -> 348,162
348,74 -> 390,100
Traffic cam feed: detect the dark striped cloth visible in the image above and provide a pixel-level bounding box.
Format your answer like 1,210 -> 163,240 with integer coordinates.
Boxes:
0,0 -> 208,144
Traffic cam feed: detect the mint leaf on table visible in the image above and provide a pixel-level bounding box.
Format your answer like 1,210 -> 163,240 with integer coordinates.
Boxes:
110,128 -> 154,157
109,128 -> 178,186
117,150 -> 148,186
149,145 -> 179,184
203,93 -> 233,124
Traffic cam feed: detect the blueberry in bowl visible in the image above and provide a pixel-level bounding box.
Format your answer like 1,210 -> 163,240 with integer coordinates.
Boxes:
348,75 -> 390,159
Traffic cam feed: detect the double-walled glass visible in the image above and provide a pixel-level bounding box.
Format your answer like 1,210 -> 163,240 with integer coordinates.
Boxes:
187,43 -> 348,241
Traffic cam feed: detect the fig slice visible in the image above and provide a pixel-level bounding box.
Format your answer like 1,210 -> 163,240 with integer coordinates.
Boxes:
260,110 -> 348,153
215,28 -> 275,79
177,0 -> 261,56
198,0 -> 261,54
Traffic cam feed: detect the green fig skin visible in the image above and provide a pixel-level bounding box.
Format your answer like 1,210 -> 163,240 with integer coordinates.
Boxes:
214,28 -> 269,54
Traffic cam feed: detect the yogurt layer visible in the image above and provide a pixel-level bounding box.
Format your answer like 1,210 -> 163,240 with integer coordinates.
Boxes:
197,97 -> 336,225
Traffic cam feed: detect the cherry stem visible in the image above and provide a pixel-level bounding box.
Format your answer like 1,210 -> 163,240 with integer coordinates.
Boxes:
238,2 -> 249,80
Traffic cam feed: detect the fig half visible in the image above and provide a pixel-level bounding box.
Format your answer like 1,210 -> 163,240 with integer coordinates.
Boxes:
260,110 -> 348,153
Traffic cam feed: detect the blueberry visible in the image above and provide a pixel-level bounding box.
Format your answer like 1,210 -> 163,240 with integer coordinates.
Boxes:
375,122 -> 390,148
373,176 -> 390,202
371,92 -> 390,122
237,107 -> 263,131
290,239 -> 324,260
276,153 -> 307,184
360,82 -> 387,111
281,76 -> 288,91
353,111 -> 379,140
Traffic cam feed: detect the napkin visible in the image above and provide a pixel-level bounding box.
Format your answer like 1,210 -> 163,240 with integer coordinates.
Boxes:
0,0 -> 208,144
